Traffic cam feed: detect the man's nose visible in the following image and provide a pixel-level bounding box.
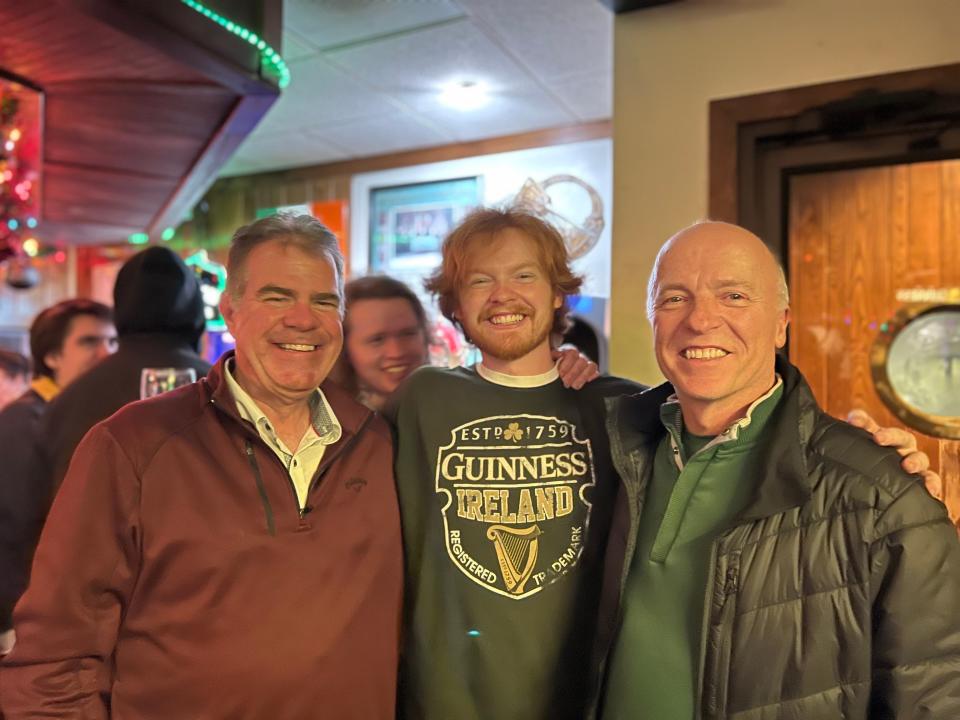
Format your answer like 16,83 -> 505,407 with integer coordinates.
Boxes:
488,278 -> 516,303
685,299 -> 722,333
282,302 -> 318,330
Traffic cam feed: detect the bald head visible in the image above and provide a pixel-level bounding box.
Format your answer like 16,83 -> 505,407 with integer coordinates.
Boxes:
646,220 -> 791,434
647,221 -> 789,319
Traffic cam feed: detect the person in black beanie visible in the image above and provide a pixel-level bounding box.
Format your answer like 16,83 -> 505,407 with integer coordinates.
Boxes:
43,246 -> 212,487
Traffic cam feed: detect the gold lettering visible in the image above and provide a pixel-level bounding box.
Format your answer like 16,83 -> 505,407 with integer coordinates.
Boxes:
499,489 -> 517,523
539,454 -> 556,479
461,457 -> 478,482
441,452 -> 464,481
495,457 -> 515,482
571,451 -> 588,476
483,488 -> 501,522
518,456 -> 537,481
535,487 -> 555,520
555,486 -> 573,517
516,488 -> 536,523
460,489 -> 483,520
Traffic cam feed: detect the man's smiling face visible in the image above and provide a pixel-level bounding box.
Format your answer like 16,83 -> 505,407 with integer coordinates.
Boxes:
650,222 -> 789,419
454,227 -> 561,373
221,238 -> 343,406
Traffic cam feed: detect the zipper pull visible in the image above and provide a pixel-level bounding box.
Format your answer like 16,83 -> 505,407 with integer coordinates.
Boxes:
724,565 -> 739,596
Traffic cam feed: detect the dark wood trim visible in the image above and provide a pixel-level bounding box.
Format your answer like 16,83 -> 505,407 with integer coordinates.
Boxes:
598,0 -> 681,13
708,62 -> 960,222
221,119 -> 612,187
149,93 -> 277,236
65,0 -> 280,96
0,67 -> 44,93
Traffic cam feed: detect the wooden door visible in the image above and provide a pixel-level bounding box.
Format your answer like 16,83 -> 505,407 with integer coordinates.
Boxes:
788,160 -> 960,525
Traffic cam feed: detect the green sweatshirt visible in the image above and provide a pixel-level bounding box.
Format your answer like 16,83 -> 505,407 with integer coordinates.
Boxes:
392,365 -> 644,720
602,380 -> 784,720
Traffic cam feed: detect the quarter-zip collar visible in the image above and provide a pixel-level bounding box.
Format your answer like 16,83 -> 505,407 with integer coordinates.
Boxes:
610,355 -> 815,523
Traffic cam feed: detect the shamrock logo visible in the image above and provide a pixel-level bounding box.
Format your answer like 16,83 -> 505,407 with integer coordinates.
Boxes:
504,422 -> 524,442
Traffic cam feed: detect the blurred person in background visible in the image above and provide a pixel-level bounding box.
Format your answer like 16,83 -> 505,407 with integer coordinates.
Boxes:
0,299 -> 115,656
333,275 -> 431,411
0,349 -> 30,412
44,245 -> 211,487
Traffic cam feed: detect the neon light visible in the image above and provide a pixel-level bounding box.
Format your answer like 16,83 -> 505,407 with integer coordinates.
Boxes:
185,250 -> 228,331
180,0 -> 290,89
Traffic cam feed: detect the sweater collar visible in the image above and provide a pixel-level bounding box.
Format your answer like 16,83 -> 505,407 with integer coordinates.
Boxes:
615,355 -> 816,520
204,351 -> 373,442
659,377 -> 784,469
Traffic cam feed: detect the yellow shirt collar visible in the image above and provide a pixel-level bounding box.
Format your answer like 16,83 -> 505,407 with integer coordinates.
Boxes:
30,376 -> 60,403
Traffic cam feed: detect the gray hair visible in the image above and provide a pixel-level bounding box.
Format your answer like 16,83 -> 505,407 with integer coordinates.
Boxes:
645,220 -> 790,320
226,213 -> 344,302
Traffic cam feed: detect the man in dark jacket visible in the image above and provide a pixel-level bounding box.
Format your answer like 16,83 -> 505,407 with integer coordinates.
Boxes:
0,299 -> 115,656
0,349 -> 29,412
1,214 -> 402,718
601,221 -> 960,719
43,245 -> 212,487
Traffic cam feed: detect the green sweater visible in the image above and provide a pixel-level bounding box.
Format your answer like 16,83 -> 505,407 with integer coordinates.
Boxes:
602,381 -> 783,720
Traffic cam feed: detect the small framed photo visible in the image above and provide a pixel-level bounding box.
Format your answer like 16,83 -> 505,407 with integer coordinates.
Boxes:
369,177 -> 481,275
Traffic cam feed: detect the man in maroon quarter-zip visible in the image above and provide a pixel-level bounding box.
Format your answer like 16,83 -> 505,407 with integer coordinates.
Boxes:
0,214 -> 402,720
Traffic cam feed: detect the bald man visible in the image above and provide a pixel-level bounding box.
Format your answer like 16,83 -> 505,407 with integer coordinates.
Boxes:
599,222 -> 960,719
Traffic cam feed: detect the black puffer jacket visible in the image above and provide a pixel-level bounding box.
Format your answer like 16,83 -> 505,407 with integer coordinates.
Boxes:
599,357 -> 960,719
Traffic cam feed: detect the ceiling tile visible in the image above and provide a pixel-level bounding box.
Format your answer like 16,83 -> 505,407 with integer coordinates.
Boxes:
318,113 -> 452,157
408,85 -> 575,142
325,19 -> 541,103
285,0 -> 465,50
547,71 -> 612,122
256,55 -> 398,132
282,30 -> 319,62
226,129 -> 351,175
457,0 -> 612,80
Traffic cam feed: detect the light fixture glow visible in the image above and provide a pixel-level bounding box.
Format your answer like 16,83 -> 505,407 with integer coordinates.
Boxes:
438,80 -> 490,111
22,238 -> 39,257
128,232 -> 149,245
161,227 -> 176,241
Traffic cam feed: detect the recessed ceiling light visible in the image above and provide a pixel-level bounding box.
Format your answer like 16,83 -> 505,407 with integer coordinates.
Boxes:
438,80 -> 490,111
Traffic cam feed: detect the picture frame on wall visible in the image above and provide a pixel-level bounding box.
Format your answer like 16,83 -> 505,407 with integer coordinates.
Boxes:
369,176 -> 482,276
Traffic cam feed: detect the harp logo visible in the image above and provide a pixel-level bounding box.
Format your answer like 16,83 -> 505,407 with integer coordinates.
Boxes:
436,414 -> 595,599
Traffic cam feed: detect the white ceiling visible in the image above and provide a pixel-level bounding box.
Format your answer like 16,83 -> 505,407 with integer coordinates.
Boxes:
219,0 -> 613,177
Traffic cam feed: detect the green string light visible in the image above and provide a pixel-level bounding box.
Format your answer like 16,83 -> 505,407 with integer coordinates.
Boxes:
180,0 -> 290,89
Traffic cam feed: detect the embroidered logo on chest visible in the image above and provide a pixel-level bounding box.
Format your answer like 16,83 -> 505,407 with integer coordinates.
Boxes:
435,414 -> 594,599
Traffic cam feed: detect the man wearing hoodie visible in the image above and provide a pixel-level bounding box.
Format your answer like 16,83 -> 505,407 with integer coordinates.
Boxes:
43,245 -> 212,487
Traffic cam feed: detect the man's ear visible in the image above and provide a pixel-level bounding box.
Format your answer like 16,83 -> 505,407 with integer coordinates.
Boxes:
44,351 -> 62,375
775,308 -> 790,348
219,293 -> 236,329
